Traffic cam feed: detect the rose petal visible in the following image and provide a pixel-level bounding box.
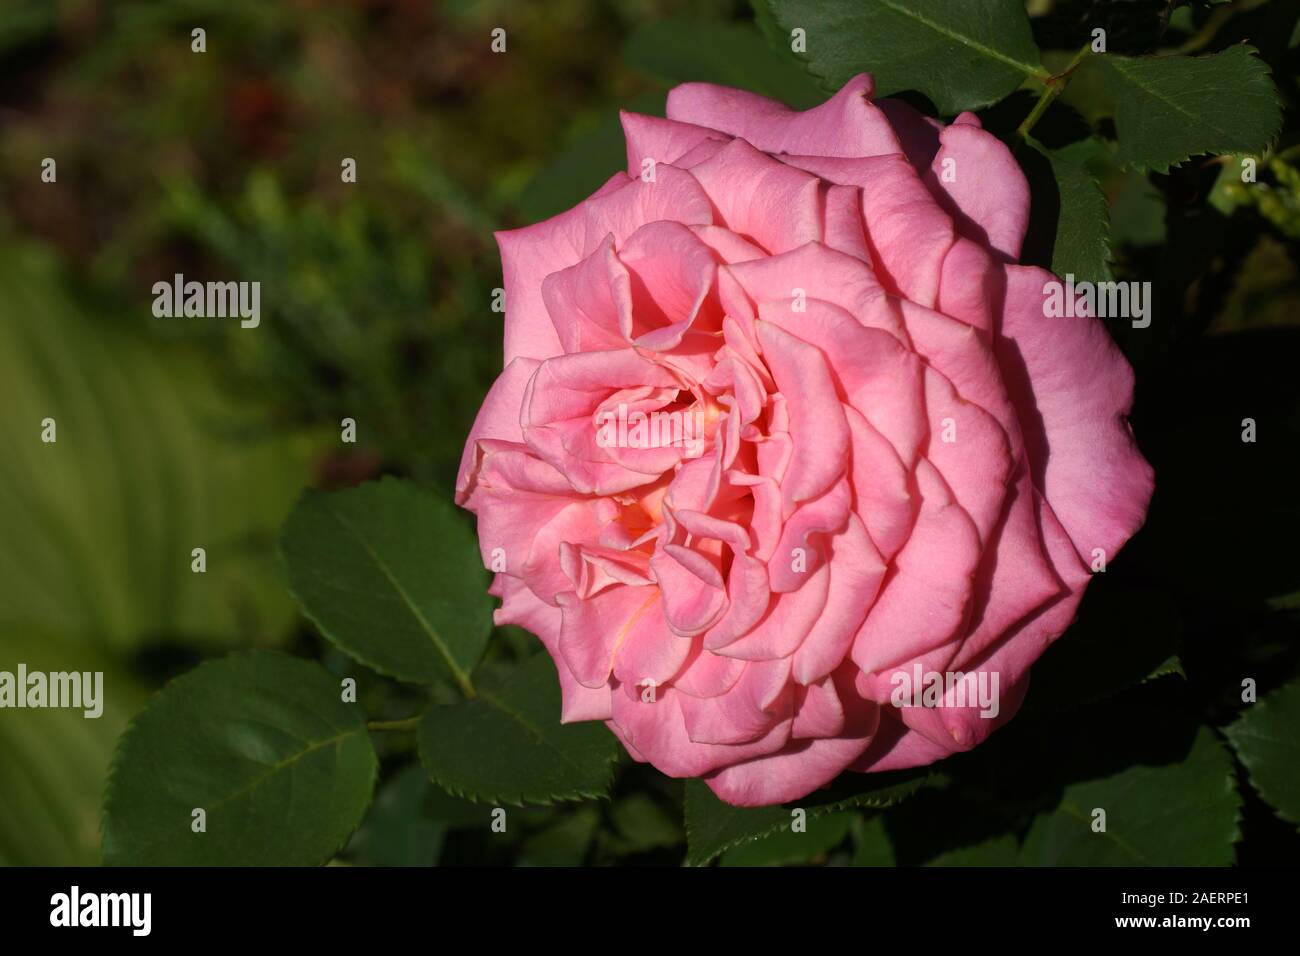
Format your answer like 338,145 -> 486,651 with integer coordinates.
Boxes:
852,460 -> 981,676
496,575 -> 613,722
688,138 -> 823,254
667,73 -> 903,160
924,121 -> 1030,261
497,167 -> 713,364
997,264 -> 1155,561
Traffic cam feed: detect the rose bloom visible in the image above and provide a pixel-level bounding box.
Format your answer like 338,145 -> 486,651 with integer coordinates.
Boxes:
457,75 -> 1154,807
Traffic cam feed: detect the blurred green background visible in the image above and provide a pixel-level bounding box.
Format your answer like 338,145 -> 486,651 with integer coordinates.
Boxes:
1,0 -> 1298,866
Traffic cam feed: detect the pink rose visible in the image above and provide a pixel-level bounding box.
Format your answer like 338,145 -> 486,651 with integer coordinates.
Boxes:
456,75 -> 1154,806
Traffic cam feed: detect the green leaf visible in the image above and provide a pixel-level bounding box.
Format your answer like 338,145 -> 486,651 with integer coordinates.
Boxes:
517,805 -> 600,866
417,653 -> 620,805
684,769 -> 929,867
280,477 -> 491,692
422,779 -> 496,827
0,244 -> 311,654
346,764 -> 446,867
1145,655 -> 1185,683
1041,143 -> 1114,284
607,792 -> 684,853
926,834 -> 1020,866
765,0 -> 1045,115
720,811 -> 855,866
1110,170 -> 1167,247
101,652 -> 378,866
1047,53 -> 1113,126
750,0 -> 812,74
0,633 -> 146,865
1020,725 -> 1240,865
625,19 -> 824,109
1224,680 -> 1300,827
849,814 -> 896,866
1099,46 -> 1283,172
